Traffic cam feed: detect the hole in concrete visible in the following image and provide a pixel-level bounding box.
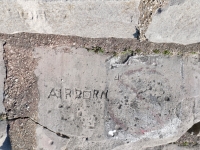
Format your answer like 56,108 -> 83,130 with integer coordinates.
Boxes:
118,104 -> 122,109
157,8 -> 162,14
188,122 -> 200,135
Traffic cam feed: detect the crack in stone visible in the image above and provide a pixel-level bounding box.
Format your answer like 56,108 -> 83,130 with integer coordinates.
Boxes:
2,40 -> 39,149
7,117 -> 70,139
2,32 -> 200,149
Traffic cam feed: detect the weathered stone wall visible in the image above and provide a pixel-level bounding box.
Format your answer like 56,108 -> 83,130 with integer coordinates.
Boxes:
0,0 -> 200,150
1,0 -> 200,45
0,0 -> 140,38
146,0 -> 200,44
0,33 -> 199,149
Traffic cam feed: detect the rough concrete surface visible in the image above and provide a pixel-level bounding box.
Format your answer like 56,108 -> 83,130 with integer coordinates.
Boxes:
146,0 -> 200,45
1,32 -> 200,150
1,0 -> 200,44
0,0 -> 200,149
33,46 -> 200,150
1,0 -> 200,45
0,0 -> 140,39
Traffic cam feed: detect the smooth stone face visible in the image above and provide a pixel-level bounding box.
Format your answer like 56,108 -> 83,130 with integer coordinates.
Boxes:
145,0 -> 200,45
34,46 -> 200,150
0,0 -> 140,38
36,125 -> 68,150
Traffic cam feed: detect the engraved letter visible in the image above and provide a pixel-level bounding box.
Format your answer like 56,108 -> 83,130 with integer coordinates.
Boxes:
93,90 -> 99,98
83,91 -> 91,99
65,89 -> 71,99
48,88 -> 62,99
75,89 -> 82,99
57,89 -> 62,99
114,74 -> 120,80
100,90 -> 108,99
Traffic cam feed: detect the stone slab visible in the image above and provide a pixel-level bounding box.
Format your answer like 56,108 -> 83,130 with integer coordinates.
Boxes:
33,46 -> 200,150
146,0 -> 200,45
0,0 -> 140,39
2,33 -> 200,149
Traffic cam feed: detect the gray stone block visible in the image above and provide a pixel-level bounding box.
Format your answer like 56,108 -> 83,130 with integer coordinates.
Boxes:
33,46 -> 200,150
0,0 -> 140,38
2,33 -> 200,149
146,0 -> 200,45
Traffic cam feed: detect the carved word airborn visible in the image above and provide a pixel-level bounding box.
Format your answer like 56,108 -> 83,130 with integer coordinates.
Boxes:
48,88 -> 108,99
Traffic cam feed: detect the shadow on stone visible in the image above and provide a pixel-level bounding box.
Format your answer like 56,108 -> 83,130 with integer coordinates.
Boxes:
0,135 -> 11,150
133,27 -> 140,40
0,125 -> 11,150
188,122 -> 200,135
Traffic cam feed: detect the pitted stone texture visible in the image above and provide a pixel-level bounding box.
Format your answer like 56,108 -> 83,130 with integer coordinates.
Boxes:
0,0 -> 140,38
3,42 -> 39,149
34,47 -> 111,149
34,45 -> 200,150
3,33 -> 200,149
146,0 -> 200,45
8,118 -> 37,150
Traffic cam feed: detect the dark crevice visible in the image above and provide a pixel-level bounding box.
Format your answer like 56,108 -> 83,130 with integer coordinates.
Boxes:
7,116 -> 70,139
175,122 -> 200,146
133,26 -> 140,40
121,52 -> 134,64
188,122 -> 200,135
